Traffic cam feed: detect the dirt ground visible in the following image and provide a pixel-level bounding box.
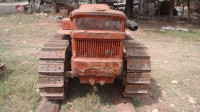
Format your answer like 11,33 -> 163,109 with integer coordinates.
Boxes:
128,21 -> 200,112
0,14 -> 200,112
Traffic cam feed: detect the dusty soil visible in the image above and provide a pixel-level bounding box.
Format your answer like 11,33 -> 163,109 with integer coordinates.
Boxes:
129,21 -> 200,112
0,14 -> 60,112
0,14 -> 200,112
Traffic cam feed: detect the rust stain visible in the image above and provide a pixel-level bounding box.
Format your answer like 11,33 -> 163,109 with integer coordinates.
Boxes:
66,4 -> 126,85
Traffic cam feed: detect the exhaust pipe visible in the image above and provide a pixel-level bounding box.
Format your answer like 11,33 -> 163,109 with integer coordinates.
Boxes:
126,20 -> 138,31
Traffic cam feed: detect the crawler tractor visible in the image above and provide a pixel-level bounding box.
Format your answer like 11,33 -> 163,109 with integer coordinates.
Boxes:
38,4 -> 151,99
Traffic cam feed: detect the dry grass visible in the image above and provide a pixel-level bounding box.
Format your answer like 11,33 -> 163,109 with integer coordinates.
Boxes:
0,14 -> 56,112
128,25 -> 200,111
60,78 -> 116,112
0,14 -> 115,112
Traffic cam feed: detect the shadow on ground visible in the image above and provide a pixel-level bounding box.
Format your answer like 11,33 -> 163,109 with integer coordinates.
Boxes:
0,64 -> 14,81
131,78 -> 162,107
61,78 -> 116,111
61,77 -> 162,111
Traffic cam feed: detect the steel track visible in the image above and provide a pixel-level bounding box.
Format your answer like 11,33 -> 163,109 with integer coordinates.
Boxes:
123,36 -> 151,97
38,34 -> 70,100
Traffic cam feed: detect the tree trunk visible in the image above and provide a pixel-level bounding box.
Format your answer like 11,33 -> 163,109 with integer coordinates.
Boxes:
169,0 -> 174,21
187,0 -> 191,22
52,0 -> 57,14
28,0 -> 34,13
125,0 -> 134,18
181,0 -> 185,19
75,0 -> 79,8
148,1 -> 150,21
158,1 -> 160,17
137,0 -> 141,21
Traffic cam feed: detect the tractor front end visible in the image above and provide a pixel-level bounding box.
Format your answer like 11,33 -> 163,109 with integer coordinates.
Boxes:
70,4 -> 126,85
38,4 -> 151,100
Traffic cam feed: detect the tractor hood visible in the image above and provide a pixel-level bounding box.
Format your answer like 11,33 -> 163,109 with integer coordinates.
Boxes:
70,4 -> 127,21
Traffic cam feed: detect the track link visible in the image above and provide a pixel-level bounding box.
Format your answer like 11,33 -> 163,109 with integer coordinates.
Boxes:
38,34 -> 70,100
123,39 -> 151,97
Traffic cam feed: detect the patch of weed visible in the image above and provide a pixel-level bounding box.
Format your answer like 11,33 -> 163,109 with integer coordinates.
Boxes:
0,14 -> 41,25
61,78 -> 115,112
132,98 -> 141,107
146,30 -> 200,41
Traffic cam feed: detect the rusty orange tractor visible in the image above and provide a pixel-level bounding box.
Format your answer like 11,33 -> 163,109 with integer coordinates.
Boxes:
38,4 -> 151,99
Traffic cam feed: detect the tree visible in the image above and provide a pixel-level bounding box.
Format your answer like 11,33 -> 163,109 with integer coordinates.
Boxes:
187,0 -> 191,21
181,0 -> 185,20
169,0 -> 175,21
52,0 -> 57,14
75,0 -> 79,8
125,0 -> 134,18
28,0 -> 34,13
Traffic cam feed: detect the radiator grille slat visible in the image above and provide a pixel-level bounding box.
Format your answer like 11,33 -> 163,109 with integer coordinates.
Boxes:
76,39 -> 121,58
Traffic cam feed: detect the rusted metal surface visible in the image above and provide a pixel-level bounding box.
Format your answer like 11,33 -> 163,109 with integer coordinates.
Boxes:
70,4 -> 126,23
39,51 -> 66,60
71,30 -> 125,39
61,18 -> 71,30
76,39 -> 121,58
40,88 -> 65,97
76,18 -> 121,31
38,63 -> 65,73
38,4 -> 151,101
57,29 -> 71,35
123,38 -> 151,97
72,59 -> 122,75
68,4 -> 127,85
38,34 -> 70,100
70,4 -> 126,32
71,58 -> 122,85
125,47 -> 149,57
79,4 -> 110,10
127,57 -> 151,72
71,58 -> 123,85
38,75 -> 64,88
126,73 -> 151,84
79,76 -> 115,85
57,4 -> 151,88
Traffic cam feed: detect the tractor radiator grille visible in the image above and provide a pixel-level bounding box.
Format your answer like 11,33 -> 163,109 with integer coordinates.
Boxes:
76,39 -> 122,58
